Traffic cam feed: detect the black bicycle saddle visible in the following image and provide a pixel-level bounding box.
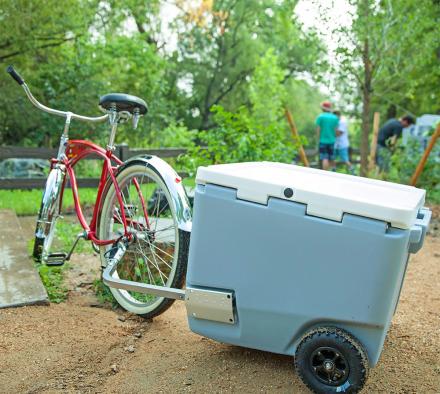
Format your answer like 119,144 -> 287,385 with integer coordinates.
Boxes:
99,93 -> 148,115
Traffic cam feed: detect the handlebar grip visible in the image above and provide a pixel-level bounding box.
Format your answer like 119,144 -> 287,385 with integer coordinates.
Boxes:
6,65 -> 24,85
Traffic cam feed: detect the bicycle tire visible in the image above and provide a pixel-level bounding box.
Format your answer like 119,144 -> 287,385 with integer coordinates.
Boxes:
98,162 -> 189,319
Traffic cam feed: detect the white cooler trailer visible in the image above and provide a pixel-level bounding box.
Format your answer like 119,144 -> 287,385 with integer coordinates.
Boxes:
185,162 -> 431,393
103,162 -> 431,393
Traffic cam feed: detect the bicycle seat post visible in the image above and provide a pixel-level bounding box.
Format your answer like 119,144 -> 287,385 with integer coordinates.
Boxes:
107,104 -> 118,151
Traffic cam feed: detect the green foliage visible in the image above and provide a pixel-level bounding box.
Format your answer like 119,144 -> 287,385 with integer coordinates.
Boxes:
1,0 -> 437,197
1,0 -> 325,156
150,121 -> 198,148
386,137 -> 440,204
0,0 -> 99,146
54,220 -> 91,253
186,50 -> 299,171
285,79 -> 326,147
173,0 -> 324,130
93,278 -> 118,307
331,0 -> 439,128
0,189 -> 44,216
0,1 -> 183,148
37,263 -> 68,303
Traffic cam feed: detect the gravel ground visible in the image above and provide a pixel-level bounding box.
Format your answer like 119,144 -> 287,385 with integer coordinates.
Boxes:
0,215 -> 439,393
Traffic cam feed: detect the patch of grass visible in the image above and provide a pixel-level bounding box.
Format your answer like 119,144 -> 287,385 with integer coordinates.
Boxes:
37,263 -> 69,303
27,238 -> 34,257
26,218 -> 92,304
0,189 -> 43,216
26,237 -> 69,303
26,218 -> 91,255
0,188 -> 97,216
55,220 -> 91,254
93,278 -> 118,307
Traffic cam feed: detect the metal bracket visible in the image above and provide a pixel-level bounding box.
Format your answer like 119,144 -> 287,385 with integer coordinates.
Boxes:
185,287 -> 235,324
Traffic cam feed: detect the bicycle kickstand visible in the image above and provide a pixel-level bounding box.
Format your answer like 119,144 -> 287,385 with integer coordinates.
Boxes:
46,232 -> 87,266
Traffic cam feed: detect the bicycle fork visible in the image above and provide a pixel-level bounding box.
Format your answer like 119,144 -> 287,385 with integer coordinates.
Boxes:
33,164 -> 66,263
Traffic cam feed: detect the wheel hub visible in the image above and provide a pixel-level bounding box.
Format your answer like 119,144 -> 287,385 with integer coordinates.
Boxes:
310,347 -> 349,386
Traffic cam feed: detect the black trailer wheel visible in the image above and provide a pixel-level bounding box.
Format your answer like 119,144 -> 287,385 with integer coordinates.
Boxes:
294,327 -> 369,394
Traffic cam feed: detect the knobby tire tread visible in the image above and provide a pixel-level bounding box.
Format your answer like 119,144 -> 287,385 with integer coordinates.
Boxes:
294,326 -> 369,394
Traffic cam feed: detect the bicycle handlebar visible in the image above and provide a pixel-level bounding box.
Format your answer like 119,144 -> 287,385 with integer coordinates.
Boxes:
7,66 -> 24,85
6,65 -> 108,123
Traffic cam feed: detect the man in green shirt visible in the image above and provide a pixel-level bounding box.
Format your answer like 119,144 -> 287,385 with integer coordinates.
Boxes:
316,101 -> 339,170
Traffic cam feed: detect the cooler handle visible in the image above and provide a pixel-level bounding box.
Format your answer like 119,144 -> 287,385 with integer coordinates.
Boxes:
408,207 -> 431,254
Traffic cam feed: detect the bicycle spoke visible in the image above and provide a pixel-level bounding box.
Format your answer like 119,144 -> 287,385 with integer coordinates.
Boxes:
141,241 -> 173,269
140,247 -> 167,285
132,243 -> 155,284
146,240 -> 175,260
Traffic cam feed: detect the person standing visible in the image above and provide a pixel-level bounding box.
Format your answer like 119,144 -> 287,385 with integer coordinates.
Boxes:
316,101 -> 339,170
376,115 -> 415,171
333,110 -> 354,174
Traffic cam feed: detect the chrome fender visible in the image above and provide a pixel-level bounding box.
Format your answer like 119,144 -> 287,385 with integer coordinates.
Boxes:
117,155 -> 192,232
35,165 -> 65,238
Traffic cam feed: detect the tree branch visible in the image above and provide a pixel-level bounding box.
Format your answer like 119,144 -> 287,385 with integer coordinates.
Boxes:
0,36 -> 78,62
212,69 -> 251,105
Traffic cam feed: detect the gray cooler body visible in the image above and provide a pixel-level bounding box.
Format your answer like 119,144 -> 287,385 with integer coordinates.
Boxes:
185,163 -> 430,366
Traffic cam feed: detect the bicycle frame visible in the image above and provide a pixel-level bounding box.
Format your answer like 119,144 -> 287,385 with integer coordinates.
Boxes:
54,139 -> 148,246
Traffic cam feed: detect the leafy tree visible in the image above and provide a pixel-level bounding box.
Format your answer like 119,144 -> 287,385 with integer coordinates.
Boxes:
173,0 -> 324,130
0,0 -> 99,145
0,1 -> 180,148
0,0 -> 326,154
331,0 -> 439,176
284,79 -> 326,147
0,0 -> 97,63
186,50 -> 297,172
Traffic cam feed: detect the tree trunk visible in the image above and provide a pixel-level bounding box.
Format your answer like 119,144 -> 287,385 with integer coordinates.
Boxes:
360,88 -> 371,176
360,36 -> 372,177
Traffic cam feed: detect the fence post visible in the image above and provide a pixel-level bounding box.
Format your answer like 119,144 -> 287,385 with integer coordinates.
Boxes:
284,108 -> 310,167
410,123 -> 440,186
116,144 -> 129,161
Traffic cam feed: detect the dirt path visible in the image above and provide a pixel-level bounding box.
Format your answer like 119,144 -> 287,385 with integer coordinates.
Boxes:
0,230 -> 439,393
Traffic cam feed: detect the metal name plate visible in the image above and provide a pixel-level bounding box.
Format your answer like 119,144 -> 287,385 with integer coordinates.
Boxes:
185,287 -> 235,324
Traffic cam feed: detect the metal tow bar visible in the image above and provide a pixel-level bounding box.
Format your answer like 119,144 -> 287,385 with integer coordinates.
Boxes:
102,240 -> 236,324
102,241 -> 185,300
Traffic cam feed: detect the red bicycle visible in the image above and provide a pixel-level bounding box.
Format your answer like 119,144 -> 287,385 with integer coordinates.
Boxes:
7,66 -> 192,318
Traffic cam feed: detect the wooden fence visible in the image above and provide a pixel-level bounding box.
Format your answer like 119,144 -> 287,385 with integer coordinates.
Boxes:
0,145 -> 186,190
0,145 -> 360,190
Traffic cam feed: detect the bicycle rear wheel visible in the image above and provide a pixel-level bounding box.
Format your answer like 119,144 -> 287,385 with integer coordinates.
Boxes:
98,162 -> 189,319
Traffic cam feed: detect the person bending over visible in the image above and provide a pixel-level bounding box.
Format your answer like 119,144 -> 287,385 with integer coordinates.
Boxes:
376,115 -> 415,171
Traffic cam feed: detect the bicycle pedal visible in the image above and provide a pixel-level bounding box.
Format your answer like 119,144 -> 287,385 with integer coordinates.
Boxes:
46,252 -> 68,266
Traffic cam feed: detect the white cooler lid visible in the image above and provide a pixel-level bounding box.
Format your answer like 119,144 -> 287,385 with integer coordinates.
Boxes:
196,162 -> 426,230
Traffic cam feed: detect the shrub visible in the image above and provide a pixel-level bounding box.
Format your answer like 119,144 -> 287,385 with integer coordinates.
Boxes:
386,129 -> 440,203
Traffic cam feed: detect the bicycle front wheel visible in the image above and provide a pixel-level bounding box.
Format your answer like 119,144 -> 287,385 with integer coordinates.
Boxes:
98,162 -> 189,319
33,166 -> 64,262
